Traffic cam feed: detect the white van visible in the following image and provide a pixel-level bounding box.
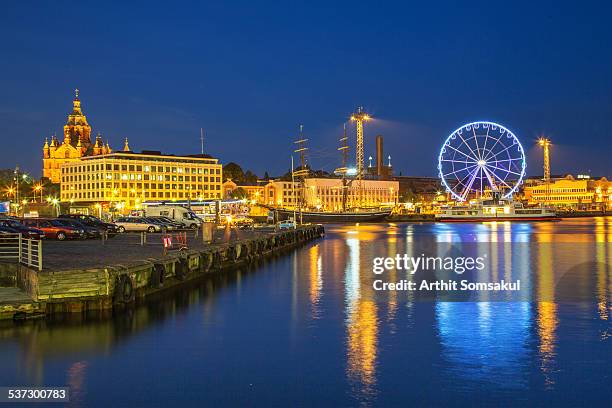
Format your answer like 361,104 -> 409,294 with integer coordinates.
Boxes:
143,205 -> 203,229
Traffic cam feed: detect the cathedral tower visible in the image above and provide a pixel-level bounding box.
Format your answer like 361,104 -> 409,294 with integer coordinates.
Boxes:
64,88 -> 92,151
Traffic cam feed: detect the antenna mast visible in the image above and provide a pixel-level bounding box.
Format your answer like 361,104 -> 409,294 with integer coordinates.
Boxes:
200,128 -> 204,155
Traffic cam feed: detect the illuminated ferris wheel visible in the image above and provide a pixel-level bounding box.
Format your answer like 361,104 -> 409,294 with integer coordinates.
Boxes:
438,121 -> 526,201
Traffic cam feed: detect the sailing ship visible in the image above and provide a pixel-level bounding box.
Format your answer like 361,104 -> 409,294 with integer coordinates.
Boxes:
272,114 -> 393,223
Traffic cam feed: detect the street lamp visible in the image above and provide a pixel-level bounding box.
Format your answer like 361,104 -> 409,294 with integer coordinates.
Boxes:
33,184 -> 43,203
51,198 -> 60,217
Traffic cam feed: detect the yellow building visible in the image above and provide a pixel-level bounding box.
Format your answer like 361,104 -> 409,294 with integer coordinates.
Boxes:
304,178 -> 398,210
43,90 -> 113,183
60,151 -> 222,213
228,177 -> 399,210
222,180 -> 267,202
523,175 -> 612,209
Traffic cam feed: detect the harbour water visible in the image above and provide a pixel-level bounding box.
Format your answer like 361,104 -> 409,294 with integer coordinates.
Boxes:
0,218 -> 611,406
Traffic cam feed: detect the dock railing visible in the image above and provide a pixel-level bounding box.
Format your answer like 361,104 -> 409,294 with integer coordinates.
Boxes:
0,233 -> 42,271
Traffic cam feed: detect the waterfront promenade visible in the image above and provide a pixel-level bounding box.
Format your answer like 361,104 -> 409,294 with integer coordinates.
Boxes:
42,228 -> 271,271
0,224 -> 325,321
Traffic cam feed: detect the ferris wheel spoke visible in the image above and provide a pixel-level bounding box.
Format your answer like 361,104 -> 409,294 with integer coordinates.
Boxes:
485,164 -> 522,177
481,126 -> 490,159
445,144 -> 479,162
489,158 -> 522,164
460,166 -> 480,200
440,159 -> 478,164
482,136 -> 505,161
491,159 -> 523,174
485,166 -> 513,189
471,127 -> 482,160
485,142 -> 520,162
481,166 -> 497,191
456,131 -> 480,161
454,165 -> 478,196
442,163 -> 478,178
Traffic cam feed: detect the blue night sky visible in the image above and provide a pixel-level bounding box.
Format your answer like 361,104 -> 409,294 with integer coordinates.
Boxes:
1,1 -> 611,178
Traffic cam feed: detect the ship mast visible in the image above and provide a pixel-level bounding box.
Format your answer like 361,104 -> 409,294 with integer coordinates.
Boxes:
293,125 -> 309,221
335,123 -> 350,211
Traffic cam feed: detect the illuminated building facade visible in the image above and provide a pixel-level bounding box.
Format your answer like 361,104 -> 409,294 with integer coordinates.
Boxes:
227,177 -> 399,210
225,179 -> 302,208
222,179 -> 267,201
304,178 -> 398,210
523,175 -> 612,209
43,90 -> 113,183
60,151 -> 222,213
264,180 -> 301,208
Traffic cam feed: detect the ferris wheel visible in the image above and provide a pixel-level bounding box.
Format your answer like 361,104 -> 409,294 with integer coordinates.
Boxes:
438,121 -> 526,201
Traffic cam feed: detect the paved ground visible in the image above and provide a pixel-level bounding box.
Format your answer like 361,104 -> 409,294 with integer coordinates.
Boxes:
41,227 -> 275,271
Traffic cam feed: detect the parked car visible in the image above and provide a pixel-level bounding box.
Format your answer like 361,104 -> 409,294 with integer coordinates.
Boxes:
58,214 -> 119,236
54,218 -> 101,239
21,218 -> 85,240
148,216 -> 184,230
142,217 -> 176,231
0,219 -> 45,239
114,217 -> 162,233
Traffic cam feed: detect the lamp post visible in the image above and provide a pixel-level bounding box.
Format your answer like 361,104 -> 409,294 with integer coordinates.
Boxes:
51,198 -> 60,217
34,184 -> 43,203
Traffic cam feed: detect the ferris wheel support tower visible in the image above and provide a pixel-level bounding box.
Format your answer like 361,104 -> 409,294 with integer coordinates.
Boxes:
350,107 -> 371,180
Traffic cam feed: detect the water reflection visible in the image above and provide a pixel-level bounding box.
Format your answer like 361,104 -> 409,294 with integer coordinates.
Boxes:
0,266 -> 255,386
308,244 -> 322,319
328,218 -> 612,401
0,219 -> 611,406
536,239 -> 558,388
344,234 -> 379,399
435,302 -> 532,389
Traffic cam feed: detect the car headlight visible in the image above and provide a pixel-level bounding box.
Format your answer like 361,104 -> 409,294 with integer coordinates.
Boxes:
79,229 -> 84,233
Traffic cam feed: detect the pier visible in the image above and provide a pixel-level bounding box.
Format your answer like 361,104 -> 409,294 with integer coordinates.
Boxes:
0,224 -> 325,321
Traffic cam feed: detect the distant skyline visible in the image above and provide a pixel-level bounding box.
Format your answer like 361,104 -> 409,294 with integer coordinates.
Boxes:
1,1 -> 611,178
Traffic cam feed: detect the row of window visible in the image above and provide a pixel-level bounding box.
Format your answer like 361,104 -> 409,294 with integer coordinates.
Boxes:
531,188 -> 587,194
63,174 -> 221,183
532,196 -> 592,202
62,163 -> 221,174
62,191 -> 221,200
64,182 -> 221,191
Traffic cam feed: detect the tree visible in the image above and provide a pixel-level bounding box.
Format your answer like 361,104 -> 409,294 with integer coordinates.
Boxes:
243,170 -> 258,185
223,162 -> 244,182
230,187 -> 249,200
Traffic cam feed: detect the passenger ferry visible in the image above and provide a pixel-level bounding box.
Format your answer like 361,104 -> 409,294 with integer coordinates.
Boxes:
436,199 -> 558,222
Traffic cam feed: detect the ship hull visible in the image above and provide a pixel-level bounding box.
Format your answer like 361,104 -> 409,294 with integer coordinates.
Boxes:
274,209 -> 391,223
436,215 -> 561,222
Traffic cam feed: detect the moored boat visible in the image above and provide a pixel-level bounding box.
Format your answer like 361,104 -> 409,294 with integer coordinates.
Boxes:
435,199 -> 559,222
273,207 -> 392,223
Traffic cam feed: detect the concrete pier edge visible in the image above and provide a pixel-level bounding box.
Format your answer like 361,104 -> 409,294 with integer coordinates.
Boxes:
2,225 -> 325,321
